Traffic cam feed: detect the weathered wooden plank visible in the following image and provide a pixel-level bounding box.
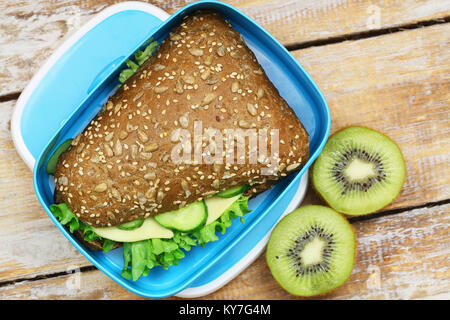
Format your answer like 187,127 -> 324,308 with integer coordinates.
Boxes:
0,100 -> 90,282
1,0 -> 449,96
215,203 -> 450,300
0,23 -> 448,294
294,23 -> 450,211
1,203 -> 448,299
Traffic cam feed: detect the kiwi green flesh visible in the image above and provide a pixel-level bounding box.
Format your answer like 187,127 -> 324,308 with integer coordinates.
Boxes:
266,205 -> 355,297
312,127 -> 405,216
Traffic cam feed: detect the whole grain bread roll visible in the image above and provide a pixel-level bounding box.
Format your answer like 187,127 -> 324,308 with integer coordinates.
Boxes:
54,10 -> 309,228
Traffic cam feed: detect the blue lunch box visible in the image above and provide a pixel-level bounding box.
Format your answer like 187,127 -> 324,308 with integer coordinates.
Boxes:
22,1 -> 330,298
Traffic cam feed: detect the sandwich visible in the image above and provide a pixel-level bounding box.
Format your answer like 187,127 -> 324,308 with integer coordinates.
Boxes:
48,10 -> 309,281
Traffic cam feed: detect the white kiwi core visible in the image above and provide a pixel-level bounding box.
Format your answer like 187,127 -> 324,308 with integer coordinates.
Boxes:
343,158 -> 376,182
300,237 -> 327,266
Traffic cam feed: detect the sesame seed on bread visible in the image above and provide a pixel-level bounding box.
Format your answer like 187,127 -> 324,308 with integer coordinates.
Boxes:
54,10 -> 309,228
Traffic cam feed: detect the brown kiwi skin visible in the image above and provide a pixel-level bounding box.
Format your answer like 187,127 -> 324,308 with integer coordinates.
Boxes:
265,207 -> 357,298
310,125 -> 407,217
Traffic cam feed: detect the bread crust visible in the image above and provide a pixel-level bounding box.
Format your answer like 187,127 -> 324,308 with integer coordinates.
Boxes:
54,10 -> 309,227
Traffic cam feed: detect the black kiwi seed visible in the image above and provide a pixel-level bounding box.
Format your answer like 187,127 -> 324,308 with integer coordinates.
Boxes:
332,147 -> 387,195
286,225 -> 335,276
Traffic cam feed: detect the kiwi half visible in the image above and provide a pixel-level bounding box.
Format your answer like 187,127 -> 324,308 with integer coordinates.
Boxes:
312,126 -> 405,216
266,205 -> 355,297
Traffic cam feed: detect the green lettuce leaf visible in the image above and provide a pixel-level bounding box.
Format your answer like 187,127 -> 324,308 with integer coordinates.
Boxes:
50,203 -> 115,252
51,196 -> 251,282
135,40 -> 159,65
102,239 -> 117,252
119,196 -> 250,281
193,196 -> 251,246
121,242 -> 133,280
118,39 -> 159,84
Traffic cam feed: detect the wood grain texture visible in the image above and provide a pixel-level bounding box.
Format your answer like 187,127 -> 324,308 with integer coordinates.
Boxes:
1,0 -> 449,96
294,23 -> 450,211
0,100 -> 90,283
0,1 -> 448,299
1,203 -> 448,300
0,23 -> 448,298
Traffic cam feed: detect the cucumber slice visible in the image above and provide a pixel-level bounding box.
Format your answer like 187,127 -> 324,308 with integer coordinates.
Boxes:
154,200 -> 207,232
118,219 -> 144,230
204,194 -> 242,225
92,217 -> 173,242
46,139 -> 73,175
216,185 -> 249,198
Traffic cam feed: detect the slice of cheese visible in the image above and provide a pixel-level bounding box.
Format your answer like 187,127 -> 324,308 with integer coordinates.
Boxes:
92,217 -> 173,242
204,194 -> 242,225
93,194 -> 242,242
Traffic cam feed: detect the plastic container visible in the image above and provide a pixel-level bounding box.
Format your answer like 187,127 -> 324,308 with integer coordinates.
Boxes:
19,1 -> 330,298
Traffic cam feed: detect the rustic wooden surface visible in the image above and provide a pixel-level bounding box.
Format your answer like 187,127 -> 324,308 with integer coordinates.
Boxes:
0,0 -> 449,300
2,203 -> 448,300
